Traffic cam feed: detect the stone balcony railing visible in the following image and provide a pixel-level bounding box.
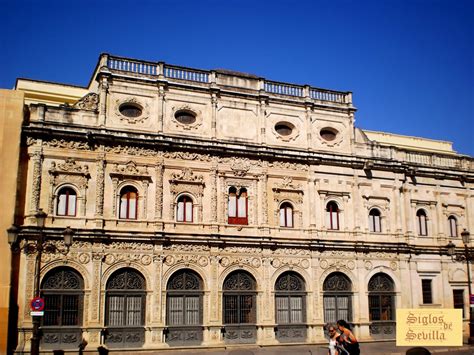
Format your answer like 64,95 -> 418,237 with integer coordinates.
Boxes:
105,54 -> 352,105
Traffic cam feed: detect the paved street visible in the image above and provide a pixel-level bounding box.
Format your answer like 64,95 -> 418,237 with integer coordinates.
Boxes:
108,342 -> 474,355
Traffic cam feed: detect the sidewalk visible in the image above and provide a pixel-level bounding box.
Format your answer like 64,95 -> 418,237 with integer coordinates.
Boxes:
136,342 -> 474,355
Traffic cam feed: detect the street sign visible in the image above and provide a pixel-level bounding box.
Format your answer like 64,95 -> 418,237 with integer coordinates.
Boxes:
30,297 -> 45,312
30,311 -> 44,316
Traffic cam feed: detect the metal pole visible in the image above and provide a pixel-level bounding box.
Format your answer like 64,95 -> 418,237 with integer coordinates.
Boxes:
30,231 -> 43,355
465,243 -> 474,345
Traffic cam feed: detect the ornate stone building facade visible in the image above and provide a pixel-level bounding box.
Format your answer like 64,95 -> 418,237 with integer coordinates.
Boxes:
10,54 -> 474,352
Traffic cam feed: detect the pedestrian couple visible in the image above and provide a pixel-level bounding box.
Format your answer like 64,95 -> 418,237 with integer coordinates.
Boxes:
327,320 -> 360,355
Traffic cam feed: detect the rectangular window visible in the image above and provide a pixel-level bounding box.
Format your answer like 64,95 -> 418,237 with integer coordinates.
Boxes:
286,208 -> 293,227
418,215 -> 427,236
228,195 -> 237,217
177,201 -> 185,221
422,279 -> 433,304
453,290 -> 464,317
237,195 -> 247,218
185,201 -> 193,222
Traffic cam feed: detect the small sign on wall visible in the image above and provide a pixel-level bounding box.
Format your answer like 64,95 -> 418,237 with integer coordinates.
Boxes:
396,309 -> 462,347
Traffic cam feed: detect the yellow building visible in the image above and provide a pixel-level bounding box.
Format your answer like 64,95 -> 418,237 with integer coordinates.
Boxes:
5,54 -> 474,353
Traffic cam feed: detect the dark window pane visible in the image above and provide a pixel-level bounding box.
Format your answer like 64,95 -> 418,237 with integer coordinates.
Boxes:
422,279 -> 432,304
453,290 -> 464,317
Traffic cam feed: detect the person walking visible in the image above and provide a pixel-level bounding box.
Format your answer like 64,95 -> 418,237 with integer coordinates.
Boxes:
327,325 -> 340,355
336,320 -> 360,355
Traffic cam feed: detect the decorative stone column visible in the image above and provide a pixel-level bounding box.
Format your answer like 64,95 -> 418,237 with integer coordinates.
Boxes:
154,161 -> 164,223
30,149 -> 43,214
94,153 -> 106,224
98,75 -> 109,127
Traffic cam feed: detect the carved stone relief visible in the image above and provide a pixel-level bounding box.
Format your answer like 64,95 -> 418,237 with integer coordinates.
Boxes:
320,259 -> 355,270
48,158 -> 90,215
74,93 -> 99,111
114,96 -> 150,124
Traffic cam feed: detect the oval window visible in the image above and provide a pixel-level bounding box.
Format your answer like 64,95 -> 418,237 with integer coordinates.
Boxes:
119,103 -> 142,118
175,110 -> 197,125
320,128 -> 337,141
275,123 -> 293,136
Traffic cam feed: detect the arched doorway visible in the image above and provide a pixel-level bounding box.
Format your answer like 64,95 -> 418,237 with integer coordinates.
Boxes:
222,270 -> 257,344
323,272 -> 352,323
166,269 -> 203,345
41,267 -> 84,349
275,271 -> 307,342
105,268 -> 146,348
368,273 -> 396,339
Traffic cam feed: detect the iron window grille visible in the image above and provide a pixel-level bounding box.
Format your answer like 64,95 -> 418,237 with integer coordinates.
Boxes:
368,273 -> 395,321
223,271 -> 256,324
323,272 -> 352,323
275,272 -> 306,324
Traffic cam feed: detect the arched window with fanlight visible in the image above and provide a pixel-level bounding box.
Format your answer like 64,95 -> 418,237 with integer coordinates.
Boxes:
416,209 -> 428,236
119,186 -> 138,220
323,272 -> 352,323
41,267 -> 83,349
274,272 -> 307,342
105,268 -> 145,348
222,270 -> 256,344
166,269 -> 203,345
448,215 -> 458,238
56,187 -> 77,216
326,201 -> 340,230
279,202 -> 294,228
369,208 -> 382,233
228,187 -> 248,225
368,273 -> 396,339
176,194 -> 193,222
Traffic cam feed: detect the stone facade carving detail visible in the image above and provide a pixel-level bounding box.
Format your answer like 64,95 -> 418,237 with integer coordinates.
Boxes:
273,248 -> 310,256
220,246 -> 262,254
271,258 -> 310,269
95,156 -> 105,216
104,253 -> 152,266
320,259 -> 355,270
171,104 -> 203,130
269,160 -> 309,171
74,92 -> 99,111
44,139 -> 90,150
210,168 -> 218,221
164,254 -> 208,267
273,177 -> 304,205
48,158 -> 90,214
364,261 -> 373,270
169,168 -> 205,221
114,97 -> 149,124
155,162 -> 164,219
163,151 -> 212,162
221,157 -> 251,176
105,145 -> 158,156
30,150 -> 43,213
164,244 -> 210,252
219,256 -> 261,268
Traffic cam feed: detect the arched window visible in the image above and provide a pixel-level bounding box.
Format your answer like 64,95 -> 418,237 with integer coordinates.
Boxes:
279,202 -> 294,228
368,273 -> 395,339
119,186 -> 138,220
326,201 -> 339,230
57,187 -> 77,216
228,187 -> 248,225
323,272 -> 352,323
223,270 -> 257,343
166,269 -> 203,345
416,209 -> 428,236
275,272 -> 305,324
369,208 -> 382,233
105,268 -> 145,347
177,195 -> 193,222
223,271 -> 256,324
41,267 -> 83,348
448,216 -> 458,238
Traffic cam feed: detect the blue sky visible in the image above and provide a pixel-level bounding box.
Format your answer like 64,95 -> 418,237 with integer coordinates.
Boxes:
1,0 -> 473,155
